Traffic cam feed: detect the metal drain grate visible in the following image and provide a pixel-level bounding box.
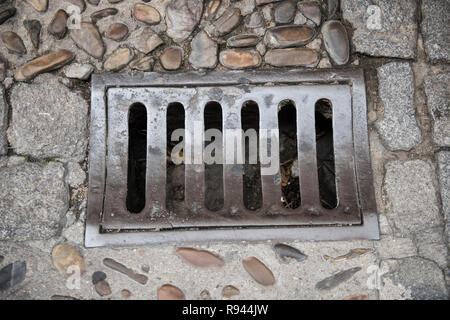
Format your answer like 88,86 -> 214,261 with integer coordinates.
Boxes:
85,69 -> 379,247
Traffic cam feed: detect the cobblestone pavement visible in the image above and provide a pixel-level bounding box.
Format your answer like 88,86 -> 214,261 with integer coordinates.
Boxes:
0,0 -> 448,300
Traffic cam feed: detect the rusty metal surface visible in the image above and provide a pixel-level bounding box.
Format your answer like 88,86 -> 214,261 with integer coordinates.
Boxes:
85,69 -> 379,247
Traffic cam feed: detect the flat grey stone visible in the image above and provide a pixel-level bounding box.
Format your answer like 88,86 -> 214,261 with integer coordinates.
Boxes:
414,228 -> 447,270
375,62 -> 422,151
437,151 -> 450,240
166,0 -> 203,43
341,0 -> 417,58
10,74 -> 88,162
0,85 -> 6,156
380,257 -> 447,300
0,161 -> 69,241
64,63 -> 94,80
189,30 -> 217,69
424,72 -> 450,147
383,160 -> 441,236
421,0 -> 450,63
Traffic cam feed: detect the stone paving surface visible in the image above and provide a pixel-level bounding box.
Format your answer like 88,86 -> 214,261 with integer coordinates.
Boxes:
0,0 -> 449,300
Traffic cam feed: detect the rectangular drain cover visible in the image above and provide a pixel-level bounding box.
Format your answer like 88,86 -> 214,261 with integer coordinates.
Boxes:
86,69 -> 379,247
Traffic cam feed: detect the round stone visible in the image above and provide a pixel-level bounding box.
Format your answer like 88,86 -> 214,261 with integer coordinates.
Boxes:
133,3 -> 161,25
264,25 -> 316,48
70,22 -> 105,59
160,46 -> 183,71
219,49 -> 261,69
298,1 -> 322,26
189,31 -> 217,69
321,20 -> 350,65
105,23 -> 129,41
274,0 -> 297,24
49,9 -> 68,39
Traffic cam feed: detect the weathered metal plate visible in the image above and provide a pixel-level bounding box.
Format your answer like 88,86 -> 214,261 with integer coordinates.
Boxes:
85,69 -> 379,247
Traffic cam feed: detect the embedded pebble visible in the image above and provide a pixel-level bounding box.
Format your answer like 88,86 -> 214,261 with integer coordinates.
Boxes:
321,20 -> 350,65
95,280 -> 112,296
227,34 -> 260,48
104,47 -> 134,71
0,261 -> 26,291
130,56 -> 154,71
166,0 -> 203,42
242,256 -> 276,286
1,32 -> 26,55
160,46 -> 183,71
274,243 -> 308,262
23,20 -> 41,49
49,10 -> 68,40
200,289 -> 211,300
70,22 -> 105,59
265,47 -> 319,67
222,285 -> 240,298
220,49 -> 261,69
264,25 -> 315,48
64,63 -> 94,80
0,7 -> 16,25
104,23 -> 129,41
174,247 -> 225,269
91,8 -> 118,23
121,289 -> 132,299
274,0 -> 297,24
214,8 -> 241,36
298,1 -> 322,26
316,267 -> 362,290
344,293 -> 369,300
157,284 -> 185,300
24,0 -> 48,12
15,50 -> 74,81
132,28 -> 163,54
103,257 -> 148,284
189,30 -> 218,69
246,11 -> 263,28
92,271 -> 107,285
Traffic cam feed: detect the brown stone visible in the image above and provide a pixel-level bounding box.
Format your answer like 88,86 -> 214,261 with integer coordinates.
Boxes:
23,20 -> 41,49
174,247 -> 225,269
265,47 -> 319,67
157,284 -> 185,300
24,0 -> 48,12
70,22 -> 105,59
121,289 -> 132,299
160,46 -> 183,71
105,23 -> 129,41
133,3 -> 161,25
220,49 -> 261,69
104,47 -> 134,71
264,25 -> 316,48
103,258 -> 148,285
298,1 -> 322,26
49,10 -> 68,39
242,256 -> 276,286
51,244 -> 87,278
91,8 -> 118,23
222,285 -> 240,298
227,34 -> 260,48
344,293 -> 369,300
94,280 -> 112,296
321,20 -> 350,65
1,32 -> 26,55
15,50 -> 74,81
